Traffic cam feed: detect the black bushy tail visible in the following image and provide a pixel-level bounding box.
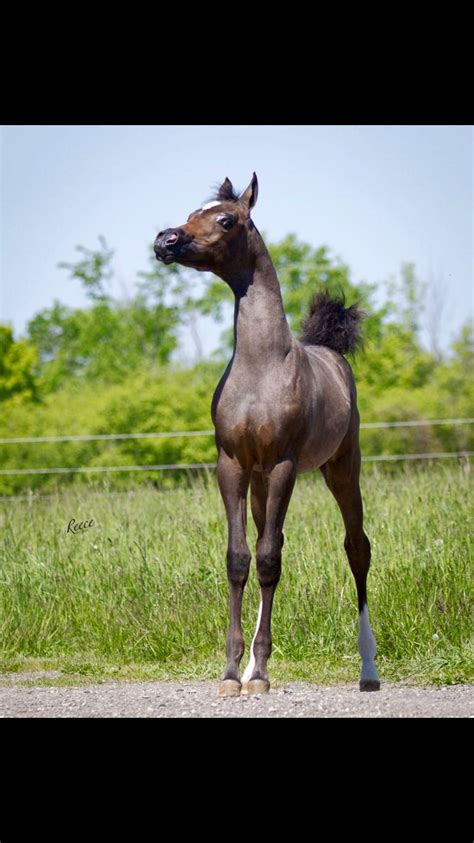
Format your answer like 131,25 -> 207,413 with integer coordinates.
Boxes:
299,290 -> 365,356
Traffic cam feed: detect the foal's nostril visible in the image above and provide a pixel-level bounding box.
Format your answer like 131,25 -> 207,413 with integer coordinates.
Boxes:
165,232 -> 179,246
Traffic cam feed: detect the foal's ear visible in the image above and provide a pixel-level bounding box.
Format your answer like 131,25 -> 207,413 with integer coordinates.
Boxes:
239,172 -> 259,212
216,177 -> 236,202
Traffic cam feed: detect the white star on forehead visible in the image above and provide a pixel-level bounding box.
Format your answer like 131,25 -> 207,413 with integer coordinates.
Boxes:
199,201 -> 221,213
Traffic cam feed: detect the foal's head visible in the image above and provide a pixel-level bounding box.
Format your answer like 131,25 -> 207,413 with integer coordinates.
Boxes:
154,174 -> 259,282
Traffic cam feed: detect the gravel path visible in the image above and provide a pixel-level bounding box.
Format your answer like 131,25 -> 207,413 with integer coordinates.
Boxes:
0,677 -> 472,717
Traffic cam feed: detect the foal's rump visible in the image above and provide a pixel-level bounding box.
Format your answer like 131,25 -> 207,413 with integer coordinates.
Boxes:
296,343 -> 356,473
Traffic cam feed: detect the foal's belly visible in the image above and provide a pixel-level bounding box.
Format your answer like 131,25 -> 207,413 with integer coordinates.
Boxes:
296,409 -> 352,473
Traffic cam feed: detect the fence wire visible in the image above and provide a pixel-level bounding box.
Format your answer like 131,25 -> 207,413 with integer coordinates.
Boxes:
0,419 -> 472,479
0,452 -> 472,477
0,417 -> 472,444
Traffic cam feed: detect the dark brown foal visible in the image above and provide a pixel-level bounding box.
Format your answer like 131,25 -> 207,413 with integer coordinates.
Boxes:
154,174 -> 380,695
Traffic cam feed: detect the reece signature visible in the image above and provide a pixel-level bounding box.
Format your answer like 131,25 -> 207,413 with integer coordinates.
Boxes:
66,518 -> 94,534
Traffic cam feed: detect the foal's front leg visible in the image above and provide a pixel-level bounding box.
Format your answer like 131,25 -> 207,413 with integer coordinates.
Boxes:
216,449 -> 252,697
242,456 -> 297,694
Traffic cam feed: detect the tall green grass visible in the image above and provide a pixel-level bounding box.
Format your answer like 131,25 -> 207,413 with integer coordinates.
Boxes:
0,464 -> 472,685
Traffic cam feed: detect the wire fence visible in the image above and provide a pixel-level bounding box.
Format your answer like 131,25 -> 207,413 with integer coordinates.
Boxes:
0,451 -> 472,478
0,419 -> 472,481
0,452 -> 471,502
0,463 -> 217,476
0,417 -> 473,445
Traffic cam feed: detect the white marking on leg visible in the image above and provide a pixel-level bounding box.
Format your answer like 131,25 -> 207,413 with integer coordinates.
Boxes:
241,599 -> 263,683
358,604 -> 380,683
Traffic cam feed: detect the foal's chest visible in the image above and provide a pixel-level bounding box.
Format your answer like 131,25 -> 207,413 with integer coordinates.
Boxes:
214,377 -> 302,456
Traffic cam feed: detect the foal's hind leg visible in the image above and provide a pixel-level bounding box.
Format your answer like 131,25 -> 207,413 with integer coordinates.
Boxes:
216,449 -> 252,697
321,448 -> 380,692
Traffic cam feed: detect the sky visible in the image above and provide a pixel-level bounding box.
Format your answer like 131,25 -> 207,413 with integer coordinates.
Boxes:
1,124 -> 472,360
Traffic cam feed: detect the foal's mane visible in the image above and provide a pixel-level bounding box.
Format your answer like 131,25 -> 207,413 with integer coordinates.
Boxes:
212,180 -> 240,203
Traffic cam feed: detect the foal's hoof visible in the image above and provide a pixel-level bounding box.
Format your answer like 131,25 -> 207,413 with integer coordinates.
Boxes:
245,678 -> 270,695
359,679 -> 381,692
219,679 -> 241,697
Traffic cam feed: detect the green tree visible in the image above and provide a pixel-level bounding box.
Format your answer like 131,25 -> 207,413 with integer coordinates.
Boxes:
137,245 -> 212,360
385,261 -> 427,336
270,236 -> 376,334
58,235 -> 114,303
430,321 -> 474,418
0,325 -> 39,403
27,239 -> 182,391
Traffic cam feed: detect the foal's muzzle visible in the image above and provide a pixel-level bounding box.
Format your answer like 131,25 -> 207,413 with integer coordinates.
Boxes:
154,228 -> 191,263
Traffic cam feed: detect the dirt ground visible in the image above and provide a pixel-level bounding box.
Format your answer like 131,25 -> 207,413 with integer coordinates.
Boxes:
0,675 -> 472,717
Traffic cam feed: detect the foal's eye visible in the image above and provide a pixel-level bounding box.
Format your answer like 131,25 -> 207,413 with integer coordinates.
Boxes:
217,216 -> 235,231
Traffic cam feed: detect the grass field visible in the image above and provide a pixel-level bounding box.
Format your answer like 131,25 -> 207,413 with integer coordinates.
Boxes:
0,463 -> 472,686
